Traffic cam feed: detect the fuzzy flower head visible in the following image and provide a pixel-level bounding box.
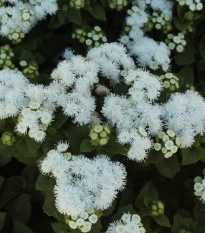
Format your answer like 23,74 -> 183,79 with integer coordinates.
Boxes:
40,143 -> 127,218
87,43 -> 135,83
106,212 -> 146,233
163,90 -> 205,148
0,69 -> 29,119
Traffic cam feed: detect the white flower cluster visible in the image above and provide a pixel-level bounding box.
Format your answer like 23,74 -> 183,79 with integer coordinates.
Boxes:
0,0 -> 57,41
87,43 -> 134,83
163,90 -> 205,148
124,69 -> 162,102
51,55 -> 98,125
15,82 -> 61,141
119,0 -> 172,71
194,174 -> 205,203
0,69 -> 29,119
106,212 -> 146,233
102,69 -> 163,161
177,0 -> 203,11
40,142 -> 127,218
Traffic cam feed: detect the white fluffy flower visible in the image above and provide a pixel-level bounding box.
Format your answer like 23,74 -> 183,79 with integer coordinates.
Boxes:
87,43 -> 134,83
163,90 -> 205,148
40,144 -> 127,218
0,0 -> 58,38
106,212 -> 146,233
0,69 -> 28,119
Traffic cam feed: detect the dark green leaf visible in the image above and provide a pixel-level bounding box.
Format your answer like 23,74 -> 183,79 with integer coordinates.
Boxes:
0,212 -> 6,231
181,147 -> 205,165
13,222 -> 33,233
87,3 -> 106,21
154,214 -> 171,228
80,139 -> 95,153
35,174 -> 55,192
155,156 -> 180,179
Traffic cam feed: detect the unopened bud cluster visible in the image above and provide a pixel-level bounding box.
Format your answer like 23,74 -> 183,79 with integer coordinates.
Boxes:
89,124 -> 110,146
160,73 -> 179,92
154,130 -> 181,159
194,174 -> 205,203
20,60 -> 39,79
165,33 -> 187,53
0,45 -> 15,69
72,26 -> 107,50
8,28 -> 25,44
144,11 -> 172,34
107,0 -> 129,11
151,201 -> 164,216
1,131 -> 16,146
69,0 -> 85,10
19,7 -> 34,28
177,0 -> 203,12
65,206 -> 99,233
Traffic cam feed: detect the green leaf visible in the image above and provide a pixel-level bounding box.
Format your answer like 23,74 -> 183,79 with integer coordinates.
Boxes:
13,222 -> 33,233
171,214 -> 197,233
98,135 -> 127,156
43,191 -> 64,222
5,193 -> 31,224
80,139 -> 95,153
15,138 -> 37,165
67,8 -> 82,24
137,180 -> 159,202
181,147 -> 205,165
64,126 -> 90,152
35,174 -> 55,192
155,156 -> 180,179
178,66 -> 194,88
87,3 -> 106,21
0,212 -> 6,231
154,214 -> 171,228
0,142 -> 14,167
0,176 -> 27,208
51,222 -> 67,233
0,176 -> 4,190
52,112 -> 68,129
199,35 -> 205,61
174,47 -> 195,66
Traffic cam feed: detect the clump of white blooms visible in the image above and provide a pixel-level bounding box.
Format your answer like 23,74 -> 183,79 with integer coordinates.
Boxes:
51,55 -> 99,125
15,82 -> 60,142
194,170 -> 205,203
87,43 -> 134,83
106,212 -> 146,233
0,0 -> 58,42
160,73 -> 179,92
119,1 -> 172,71
0,69 -> 29,119
40,142 -> 127,218
177,0 -> 203,11
122,69 -> 162,102
65,207 -> 99,232
163,90 -> 205,148
154,130 -> 181,158
165,33 -> 187,53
